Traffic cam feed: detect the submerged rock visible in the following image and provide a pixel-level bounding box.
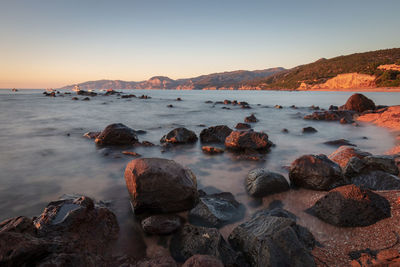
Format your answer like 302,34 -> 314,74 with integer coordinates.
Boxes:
289,154 -> 344,190
323,139 -> 356,147
304,110 -> 355,122
95,123 -> 139,146
228,208 -> 315,267
160,128 -> 198,144
302,126 -> 318,133
328,145 -> 371,169
201,146 -> 224,154
188,192 -> 244,228
308,184 -> 390,227
141,215 -> 182,235
235,123 -> 251,130
341,93 -> 376,112
225,131 -> 272,152
246,169 -> 289,197
124,158 -> 199,214
244,114 -> 258,123
200,125 -> 232,143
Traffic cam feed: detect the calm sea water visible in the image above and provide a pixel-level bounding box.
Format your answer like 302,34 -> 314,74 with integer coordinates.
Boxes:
0,89 -> 398,258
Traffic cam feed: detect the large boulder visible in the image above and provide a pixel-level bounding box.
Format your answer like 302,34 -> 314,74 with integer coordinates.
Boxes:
124,158 -> 199,214
246,169 -> 290,197
188,192 -> 244,228
308,184 -> 390,227
95,123 -> 139,146
351,170 -> 400,191
0,195 -> 119,266
224,131 -> 272,152
341,93 -> 376,112
161,128 -> 198,144
228,208 -> 316,267
170,224 -> 243,266
289,154 -> 345,190
199,125 -> 232,143
141,215 -> 182,235
328,146 -> 371,169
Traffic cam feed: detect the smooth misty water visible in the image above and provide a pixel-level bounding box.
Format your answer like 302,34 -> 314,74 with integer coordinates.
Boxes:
0,89 -> 398,259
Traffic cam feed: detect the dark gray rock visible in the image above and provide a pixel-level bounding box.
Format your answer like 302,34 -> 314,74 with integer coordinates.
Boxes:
141,215 -> 182,235
160,128 -> 198,144
246,169 -> 289,197
351,170 -> 400,190
323,139 -> 356,147
95,123 -> 139,146
182,254 -> 224,267
302,127 -> 317,134
200,125 -> 233,143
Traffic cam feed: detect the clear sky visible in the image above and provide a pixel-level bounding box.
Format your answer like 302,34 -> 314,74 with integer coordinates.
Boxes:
0,0 -> 399,88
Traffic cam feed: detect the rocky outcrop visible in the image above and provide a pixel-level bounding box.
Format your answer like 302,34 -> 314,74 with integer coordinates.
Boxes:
188,192 -> 243,228
289,154 -> 344,190
224,131 -> 272,152
199,125 -> 232,143
341,93 -> 376,112
304,110 -> 355,122
299,73 -> 376,90
160,128 -> 198,144
357,105 -> 400,131
0,195 -> 119,266
228,208 -> 315,267
328,146 -> 371,169
308,184 -> 391,227
246,169 -> 289,197
124,158 -> 199,214
95,123 -> 139,146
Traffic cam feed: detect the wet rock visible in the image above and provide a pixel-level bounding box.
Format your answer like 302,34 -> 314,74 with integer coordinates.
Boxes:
104,90 -> 121,96
329,105 -> 338,110
160,128 -> 198,144
199,125 -> 232,143
302,126 -> 317,133
71,97 -> 79,100
139,95 -> 151,99
201,146 -> 224,154
205,101 -> 213,104
223,100 -> 231,105
308,184 -> 390,227
235,123 -> 251,130
289,154 -> 344,190
341,93 -> 376,112
362,155 -> 399,176
170,224 -> 242,266
121,94 -> 136,98
274,105 -> 283,109
310,105 -> 320,110
77,90 -> 97,96
228,208 -> 315,267
0,216 -> 35,234
182,255 -> 224,267
95,123 -> 139,146
140,141 -> 155,147
241,104 -> 251,109
244,114 -> 258,123
281,128 -> 289,133
124,158 -> 199,214
225,131 -> 272,152
44,92 -> 56,97
246,169 -> 290,197
167,104 -> 174,108
82,97 -> 90,101
135,256 -> 178,267
141,215 -> 182,235
176,97 -> 182,101
122,151 -> 141,157
304,110 -> 355,122
351,170 -> 400,190
340,117 -> 349,124
188,192 -> 244,228
350,248 -> 400,267
328,146 -> 371,169
83,131 -> 101,139
323,139 -> 355,147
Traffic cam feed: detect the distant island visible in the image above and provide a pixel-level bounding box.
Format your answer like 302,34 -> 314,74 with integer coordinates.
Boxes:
61,48 -> 400,91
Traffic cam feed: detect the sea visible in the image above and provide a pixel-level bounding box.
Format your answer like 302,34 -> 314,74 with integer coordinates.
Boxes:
0,89 -> 398,258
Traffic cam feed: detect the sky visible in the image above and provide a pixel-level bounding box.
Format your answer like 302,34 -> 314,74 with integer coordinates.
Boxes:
0,0 -> 399,88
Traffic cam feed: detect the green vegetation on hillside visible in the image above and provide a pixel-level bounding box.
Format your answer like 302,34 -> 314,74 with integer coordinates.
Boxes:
245,48 -> 400,89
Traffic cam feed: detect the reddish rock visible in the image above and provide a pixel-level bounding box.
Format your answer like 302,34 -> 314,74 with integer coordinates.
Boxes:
225,131 -> 272,152
244,114 -> 258,123
341,93 -> 376,112
304,110 -> 355,121
83,131 -> 101,139
235,123 -> 251,130
328,146 -> 371,168
122,151 -> 141,157
201,146 -> 224,154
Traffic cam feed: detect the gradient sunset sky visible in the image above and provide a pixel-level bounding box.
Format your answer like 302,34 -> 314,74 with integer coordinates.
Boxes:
1,0 -> 399,88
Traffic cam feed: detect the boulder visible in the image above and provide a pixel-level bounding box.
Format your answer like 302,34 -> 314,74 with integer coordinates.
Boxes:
224,131 -> 272,152
95,123 -> 139,146
341,93 -> 376,112
246,169 -> 290,197
289,154 -> 344,190
304,110 -> 355,121
351,170 -> 400,190
188,192 -> 244,228
161,128 -> 198,144
170,224 -> 242,266
135,256 -> 178,267
141,215 -> 182,235
228,208 -> 316,267
182,255 -> 224,267
244,114 -> 258,123
235,123 -> 251,130
328,146 -> 371,169
302,126 -> 317,134
124,158 -> 199,214
199,125 -> 232,143
308,184 -> 390,227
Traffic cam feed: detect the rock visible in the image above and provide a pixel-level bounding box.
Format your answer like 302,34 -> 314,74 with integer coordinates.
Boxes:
201,146 -> 224,154
362,155 -> 399,176
308,184 -> 390,227
244,114 -> 258,123
329,105 -> 338,110
289,154 -> 344,190
246,169 -> 290,197
224,131 -> 272,152
160,128 -> 198,144
340,117 -> 349,124
176,97 -> 182,101
281,128 -> 289,133
135,256 -> 178,267
351,170 -> 400,190
104,90 -> 121,96
141,215 -> 182,235
170,224 -> 241,266
350,248 -> 400,267
121,94 -> 136,98
182,255 -> 224,267
140,141 -> 155,147
199,125 -> 232,143
302,126 -> 317,133
228,208 -> 315,267
77,90 -> 97,96
122,151 -> 141,157
188,192 -> 244,228
71,97 -> 79,100
328,146 -> 371,169
323,139 -> 355,147
235,123 -> 251,130
83,131 -> 101,139
205,101 -> 213,104
124,158 -> 199,214
341,93 -> 376,112
139,95 -> 151,99
82,97 -> 90,101
223,100 -> 231,105
310,105 -> 320,110
274,105 -> 283,109
167,104 -> 174,108
95,123 -> 139,146
304,110 -> 355,122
